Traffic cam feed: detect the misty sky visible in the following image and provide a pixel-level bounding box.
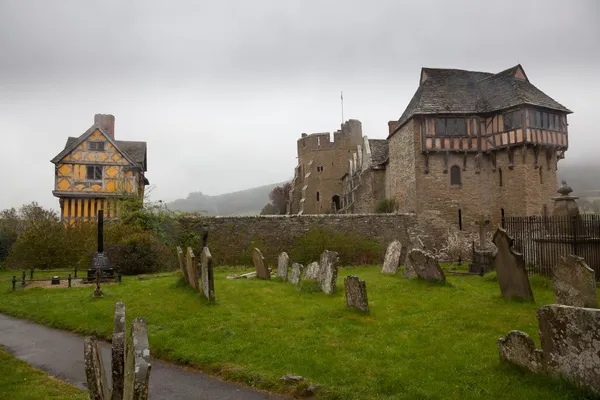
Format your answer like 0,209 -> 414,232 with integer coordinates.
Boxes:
0,0 -> 598,211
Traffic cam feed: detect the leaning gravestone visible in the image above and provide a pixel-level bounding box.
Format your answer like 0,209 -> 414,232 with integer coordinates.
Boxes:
252,248 -> 270,279
304,262 -> 320,280
317,250 -> 339,294
289,263 -> 304,285
201,247 -> 215,302
84,303 -> 151,400
499,304 -> 600,396
553,255 -> 598,308
277,252 -> 290,281
403,253 -> 418,278
492,228 -> 534,302
186,247 -> 200,292
381,240 -> 402,275
176,246 -> 188,284
406,249 -> 445,282
344,275 -> 369,313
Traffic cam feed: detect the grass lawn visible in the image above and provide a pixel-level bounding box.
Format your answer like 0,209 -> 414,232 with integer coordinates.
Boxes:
0,346 -> 87,400
0,267 -> 597,399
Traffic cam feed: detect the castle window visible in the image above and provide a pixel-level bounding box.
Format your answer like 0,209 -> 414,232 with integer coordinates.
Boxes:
503,110 -> 522,130
88,142 -> 105,151
316,191 -> 320,202
317,166 -> 323,172
498,168 -> 503,187
86,165 -> 103,181
458,209 -> 463,230
450,165 -> 461,186
437,118 -> 467,136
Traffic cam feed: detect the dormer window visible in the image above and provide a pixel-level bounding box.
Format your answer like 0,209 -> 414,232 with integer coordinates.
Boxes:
88,142 -> 105,151
86,165 -> 103,181
436,118 -> 466,136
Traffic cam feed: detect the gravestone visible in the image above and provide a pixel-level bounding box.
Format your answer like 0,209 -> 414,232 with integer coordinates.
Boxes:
381,240 -> 402,275
344,275 -> 369,312
84,303 -> 151,400
403,253 -> 418,278
252,248 -> 270,279
124,318 -> 151,400
277,252 -> 290,281
406,249 -> 445,282
499,304 -> 600,396
201,247 -> 215,302
112,302 -> 126,400
176,246 -> 188,283
185,247 -> 200,292
553,255 -> 597,308
470,215 -> 494,274
492,228 -> 534,302
317,250 -> 339,294
304,262 -> 320,280
289,263 -> 304,285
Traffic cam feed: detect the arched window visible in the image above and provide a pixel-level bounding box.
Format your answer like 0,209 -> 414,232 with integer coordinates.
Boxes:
498,168 -> 503,187
316,191 -> 320,202
450,165 -> 461,186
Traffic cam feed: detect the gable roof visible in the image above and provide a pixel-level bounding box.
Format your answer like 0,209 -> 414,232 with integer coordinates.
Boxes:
52,124 -> 147,171
368,139 -> 388,166
393,64 -> 572,135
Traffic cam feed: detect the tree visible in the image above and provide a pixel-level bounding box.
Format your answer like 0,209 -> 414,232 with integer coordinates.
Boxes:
268,183 -> 292,215
260,203 -> 279,215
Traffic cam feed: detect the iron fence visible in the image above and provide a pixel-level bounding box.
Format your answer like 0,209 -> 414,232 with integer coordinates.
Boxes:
504,214 -> 600,279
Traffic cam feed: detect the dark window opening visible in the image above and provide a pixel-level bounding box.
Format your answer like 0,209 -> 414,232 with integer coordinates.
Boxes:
436,118 -> 467,136
458,209 -> 463,231
499,168 -> 503,187
539,168 -> 543,184
503,110 -> 522,130
316,191 -> 320,202
450,165 -> 461,185
332,195 -> 340,211
501,208 -> 505,228
88,142 -> 105,151
86,165 -> 103,181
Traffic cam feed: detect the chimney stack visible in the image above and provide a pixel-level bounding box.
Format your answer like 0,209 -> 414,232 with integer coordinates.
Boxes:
388,120 -> 398,135
94,114 -> 115,139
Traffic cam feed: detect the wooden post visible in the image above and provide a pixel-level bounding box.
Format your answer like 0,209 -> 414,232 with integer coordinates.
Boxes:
21,271 -> 26,287
30,268 -> 34,280
11,276 -> 16,291
74,266 -> 78,279
68,273 -> 72,288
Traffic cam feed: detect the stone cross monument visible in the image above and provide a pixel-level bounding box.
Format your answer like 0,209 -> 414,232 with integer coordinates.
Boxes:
469,214 -> 494,275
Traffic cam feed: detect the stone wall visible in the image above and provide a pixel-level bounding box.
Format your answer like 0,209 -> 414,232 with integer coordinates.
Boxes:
386,119 -> 419,213
181,213 -> 420,267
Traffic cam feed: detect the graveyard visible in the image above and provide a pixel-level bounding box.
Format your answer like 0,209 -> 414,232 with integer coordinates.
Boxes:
0,265 -> 597,400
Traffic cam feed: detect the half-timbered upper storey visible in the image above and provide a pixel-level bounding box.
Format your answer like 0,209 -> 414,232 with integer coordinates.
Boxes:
50,114 -> 149,223
390,65 -> 572,154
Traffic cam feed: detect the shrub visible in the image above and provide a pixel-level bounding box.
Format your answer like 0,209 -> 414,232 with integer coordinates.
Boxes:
375,198 -> 398,213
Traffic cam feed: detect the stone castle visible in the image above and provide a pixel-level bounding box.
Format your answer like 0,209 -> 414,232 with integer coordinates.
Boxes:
288,64 -> 572,230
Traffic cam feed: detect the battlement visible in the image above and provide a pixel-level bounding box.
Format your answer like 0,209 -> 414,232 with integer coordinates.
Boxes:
297,119 -> 363,155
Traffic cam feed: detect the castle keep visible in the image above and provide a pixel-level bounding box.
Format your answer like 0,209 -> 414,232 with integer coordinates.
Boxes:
288,65 -> 572,230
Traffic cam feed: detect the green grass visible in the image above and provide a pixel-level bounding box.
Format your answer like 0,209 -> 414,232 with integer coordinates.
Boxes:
0,267 -> 597,399
0,346 -> 87,400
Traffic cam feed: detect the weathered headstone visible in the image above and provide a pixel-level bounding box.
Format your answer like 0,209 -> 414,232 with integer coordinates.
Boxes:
406,249 -> 445,282
185,247 -> 200,292
317,250 -> 339,294
252,248 -> 270,279
403,253 -> 418,278
123,318 -> 151,400
304,261 -> 320,280
84,337 -> 109,400
176,246 -> 188,284
201,247 -> 215,302
381,240 -> 402,275
112,302 -> 126,400
553,255 -> 598,308
289,263 -> 304,285
499,304 -> 600,396
492,228 -> 534,302
277,252 -> 290,281
344,275 -> 369,312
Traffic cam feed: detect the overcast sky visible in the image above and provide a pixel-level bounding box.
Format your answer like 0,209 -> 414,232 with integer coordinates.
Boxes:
0,0 -> 598,211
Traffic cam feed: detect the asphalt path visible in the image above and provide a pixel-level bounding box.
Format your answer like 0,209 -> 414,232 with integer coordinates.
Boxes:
0,313 -> 284,400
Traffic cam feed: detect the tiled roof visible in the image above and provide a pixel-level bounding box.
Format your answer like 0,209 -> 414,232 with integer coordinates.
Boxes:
63,135 -> 147,170
394,64 -> 572,134
368,139 -> 388,166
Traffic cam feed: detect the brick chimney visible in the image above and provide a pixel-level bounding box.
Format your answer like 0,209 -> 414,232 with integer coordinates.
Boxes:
387,120 -> 398,135
94,114 -> 115,139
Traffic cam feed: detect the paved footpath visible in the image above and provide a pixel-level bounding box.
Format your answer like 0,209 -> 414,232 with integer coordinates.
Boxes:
0,314 -> 284,400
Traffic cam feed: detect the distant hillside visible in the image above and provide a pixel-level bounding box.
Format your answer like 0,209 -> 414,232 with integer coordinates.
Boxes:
167,181 -> 288,216
557,161 -> 600,198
